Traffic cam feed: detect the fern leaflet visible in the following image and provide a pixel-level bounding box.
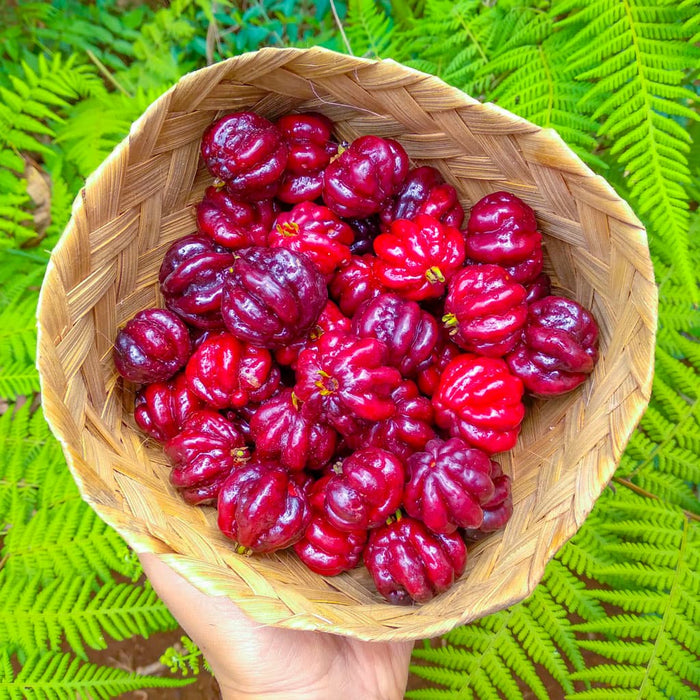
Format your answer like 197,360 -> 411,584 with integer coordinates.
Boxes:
0,650 -> 193,699
553,0 -> 700,299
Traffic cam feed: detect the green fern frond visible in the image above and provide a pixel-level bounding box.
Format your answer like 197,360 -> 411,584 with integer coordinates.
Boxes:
0,573 -> 176,660
160,635 -> 211,676
0,256 -> 44,400
2,499 -> 140,583
0,54 -> 100,249
344,0 -> 395,58
553,0 -> 700,299
410,571 -> 591,700
392,0 -> 501,97
0,649 -> 193,699
56,87 -> 163,178
563,489 -> 699,699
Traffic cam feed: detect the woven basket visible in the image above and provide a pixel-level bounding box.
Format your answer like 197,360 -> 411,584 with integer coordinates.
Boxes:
36,46 -> 657,642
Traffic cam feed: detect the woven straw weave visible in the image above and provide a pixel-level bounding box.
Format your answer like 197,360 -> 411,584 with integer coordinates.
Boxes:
36,47 -> 657,641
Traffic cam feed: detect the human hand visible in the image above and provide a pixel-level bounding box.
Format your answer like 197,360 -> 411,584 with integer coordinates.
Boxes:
139,552 -> 414,699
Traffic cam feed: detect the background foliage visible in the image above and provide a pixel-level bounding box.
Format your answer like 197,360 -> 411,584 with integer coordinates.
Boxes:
0,0 -> 697,697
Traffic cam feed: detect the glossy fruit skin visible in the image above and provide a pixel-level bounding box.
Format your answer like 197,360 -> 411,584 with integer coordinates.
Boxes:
250,388 -> 337,472
217,460 -> 311,553
164,410 -> 248,505
351,293 -> 440,378
432,354 -> 525,454
506,295 -> 599,397
269,201 -> 354,277
273,300 -> 351,368
346,215 -> 380,256
196,186 -> 278,249
185,332 -> 277,409
373,214 -> 466,301
323,135 -> 409,218
329,253 -> 387,317
346,381 -> 435,462
465,191 -> 542,265
159,234 -> 234,330
364,516 -> 467,605
403,437 -> 496,534
463,460 -> 513,541
276,112 -> 338,203
525,272 -> 552,304
443,264 -> 528,357
293,475 -> 367,576
416,334 -> 462,397
221,246 -> 328,349
324,447 -> 405,531
113,308 -> 191,384
294,331 -> 402,437
380,166 -> 464,230
201,111 -> 288,200
134,372 -> 203,442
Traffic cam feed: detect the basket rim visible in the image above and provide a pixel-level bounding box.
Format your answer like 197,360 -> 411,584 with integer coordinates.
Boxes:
36,45 -> 657,642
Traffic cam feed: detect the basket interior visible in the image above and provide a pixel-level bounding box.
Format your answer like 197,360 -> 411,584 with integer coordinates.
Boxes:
37,47 -> 656,641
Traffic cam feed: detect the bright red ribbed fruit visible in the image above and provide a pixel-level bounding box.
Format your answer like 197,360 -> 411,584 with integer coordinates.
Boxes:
351,293 -> 440,378
201,111 -> 288,200
294,331 -> 402,437
465,191 -> 542,265
380,165 -> 464,230
432,354 -> 525,454
273,300 -> 351,368
293,475 -> 368,576
324,447 -> 405,531
276,112 -> 338,203
164,410 -> 248,505
159,234 -> 234,329
416,333 -> 462,397
268,201 -> 354,277
323,135 -> 409,218
134,372 -> 203,442
185,332 -> 278,409
345,381 -> 435,462
463,460 -> 513,541
113,308 -> 191,384
221,246 -> 327,349
196,186 -> 278,249
329,253 -> 387,317
403,437 -> 497,534
506,295 -> 599,397
364,515 -> 467,605
217,460 -> 311,553
373,214 -> 466,301
250,388 -> 337,472
443,264 -> 528,357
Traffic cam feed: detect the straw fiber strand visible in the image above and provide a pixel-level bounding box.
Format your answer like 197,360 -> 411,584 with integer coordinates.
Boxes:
36,47 -> 656,641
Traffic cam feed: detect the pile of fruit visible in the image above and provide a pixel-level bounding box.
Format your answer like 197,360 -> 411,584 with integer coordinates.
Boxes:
113,111 -> 600,605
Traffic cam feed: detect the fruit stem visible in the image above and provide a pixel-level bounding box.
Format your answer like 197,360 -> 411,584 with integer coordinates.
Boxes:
425,266 -> 445,284
276,221 -> 300,237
